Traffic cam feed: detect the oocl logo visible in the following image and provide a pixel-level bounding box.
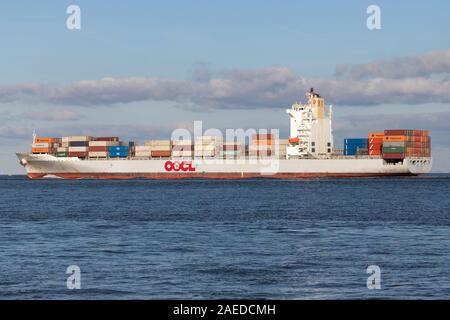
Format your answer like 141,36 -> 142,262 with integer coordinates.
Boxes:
164,161 -> 196,172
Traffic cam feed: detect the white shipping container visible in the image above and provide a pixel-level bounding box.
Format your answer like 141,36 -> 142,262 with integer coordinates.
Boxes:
62,137 -> 70,143
151,145 -> 171,151
68,136 -> 92,142
61,141 -> 69,147
194,151 -> 215,157
144,140 -> 171,146
172,145 -> 193,151
89,141 -> 120,147
172,140 -> 193,145
88,151 -> 108,157
134,146 -> 153,152
68,146 -> 89,152
57,147 -> 68,152
172,151 -> 193,156
134,152 -> 151,157
195,145 -> 217,151
32,143 -> 49,148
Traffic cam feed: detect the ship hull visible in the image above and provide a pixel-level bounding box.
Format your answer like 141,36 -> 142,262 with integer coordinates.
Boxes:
17,153 -> 432,179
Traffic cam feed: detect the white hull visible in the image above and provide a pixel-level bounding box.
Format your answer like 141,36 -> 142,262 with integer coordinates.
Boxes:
17,153 -> 432,179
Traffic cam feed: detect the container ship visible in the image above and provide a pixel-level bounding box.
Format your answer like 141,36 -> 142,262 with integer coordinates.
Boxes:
17,89 -> 432,179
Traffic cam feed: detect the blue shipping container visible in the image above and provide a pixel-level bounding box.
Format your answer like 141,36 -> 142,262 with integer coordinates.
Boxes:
344,138 -> 368,156
69,141 -> 89,147
108,146 -> 129,157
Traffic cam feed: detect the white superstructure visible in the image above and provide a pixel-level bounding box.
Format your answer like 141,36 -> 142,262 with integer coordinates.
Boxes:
286,88 -> 333,159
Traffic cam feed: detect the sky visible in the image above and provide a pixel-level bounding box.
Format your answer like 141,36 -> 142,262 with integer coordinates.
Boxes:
1,0 -> 450,173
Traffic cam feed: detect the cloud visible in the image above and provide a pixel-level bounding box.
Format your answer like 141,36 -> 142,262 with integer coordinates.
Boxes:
336,48 -> 450,79
21,109 -> 83,121
1,49 -> 450,109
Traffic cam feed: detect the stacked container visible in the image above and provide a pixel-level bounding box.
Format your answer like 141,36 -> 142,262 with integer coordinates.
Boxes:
382,130 -> 431,160
134,146 -> 152,158
368,132 -> 384,156
278,139 -> 289,159
146,140 -> 172,158
66,136 -> 91,158
32,137 -> 60,154
250,134 -> 273,157
88,138 -> 119,158
344,138 -> 368,156
221,141 -> 243,159
194,136 -> 222,158
172,139 -> 194,158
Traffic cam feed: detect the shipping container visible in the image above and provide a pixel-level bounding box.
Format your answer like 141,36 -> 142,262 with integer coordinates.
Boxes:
172,145 -> 194,151
108,146 -> 129,157
368,132 -> 384,138
32,148 -> 52,154
151,145 -> 171,151
66,136 -> 91,142
151,151 -> 171,157
252,134 -> 273,140
382,146 -> 405,153
69,141 -> 89,147
35,137 -> 59,143
88,151 -> 108,158
68,152 -> 88,158
68,146 -> 89,152
368,138 -> 383,144
382,152 -> 405,160
89,140 -> 120,147
88,146 -> 108,152
145,140 -> 172,146
56,152 -> 68,157
383,135 -> 407,142
383,142 -> 405,147
93,137 -> 119,142
32,143 -> 50,148
134,146 -> 153,152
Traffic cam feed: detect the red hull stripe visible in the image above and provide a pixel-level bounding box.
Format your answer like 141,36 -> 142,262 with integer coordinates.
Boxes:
27,172 -> 415,180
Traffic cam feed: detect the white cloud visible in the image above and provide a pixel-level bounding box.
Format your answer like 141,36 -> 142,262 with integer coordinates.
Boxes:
1,48 -> 450,109
336,48 -> 450,79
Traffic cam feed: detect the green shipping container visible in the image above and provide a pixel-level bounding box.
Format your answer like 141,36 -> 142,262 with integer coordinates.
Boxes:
382,146 -> 405,153
56,152 -> 68,157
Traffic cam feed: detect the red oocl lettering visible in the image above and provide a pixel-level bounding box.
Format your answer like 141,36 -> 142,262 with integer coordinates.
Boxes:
164,161 -> 195,172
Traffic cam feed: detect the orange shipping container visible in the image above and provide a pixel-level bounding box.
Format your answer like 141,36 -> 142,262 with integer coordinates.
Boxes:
151,151 -> 171,157
32,148 -> 52,153
369,138 -> 383,144
253,140 -> 273,145
35,137 -> 58,143
368,132 -> 384,138
383,135 -> 407,142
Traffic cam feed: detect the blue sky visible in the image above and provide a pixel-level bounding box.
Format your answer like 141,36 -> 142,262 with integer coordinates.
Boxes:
1,0 -> 450,173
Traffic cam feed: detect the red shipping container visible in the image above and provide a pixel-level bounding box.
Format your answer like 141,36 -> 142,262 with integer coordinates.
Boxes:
151,151 -> 171,157
94,137 -> 119,142
89,146 -> 108,152
252,134 -> 273,140
383,152 -> 405,159
223,145 -> 240,151
369,149 -> 381,156
384,129 -> 408,136
68,152 -> 88,158
369,138 -> 383,144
